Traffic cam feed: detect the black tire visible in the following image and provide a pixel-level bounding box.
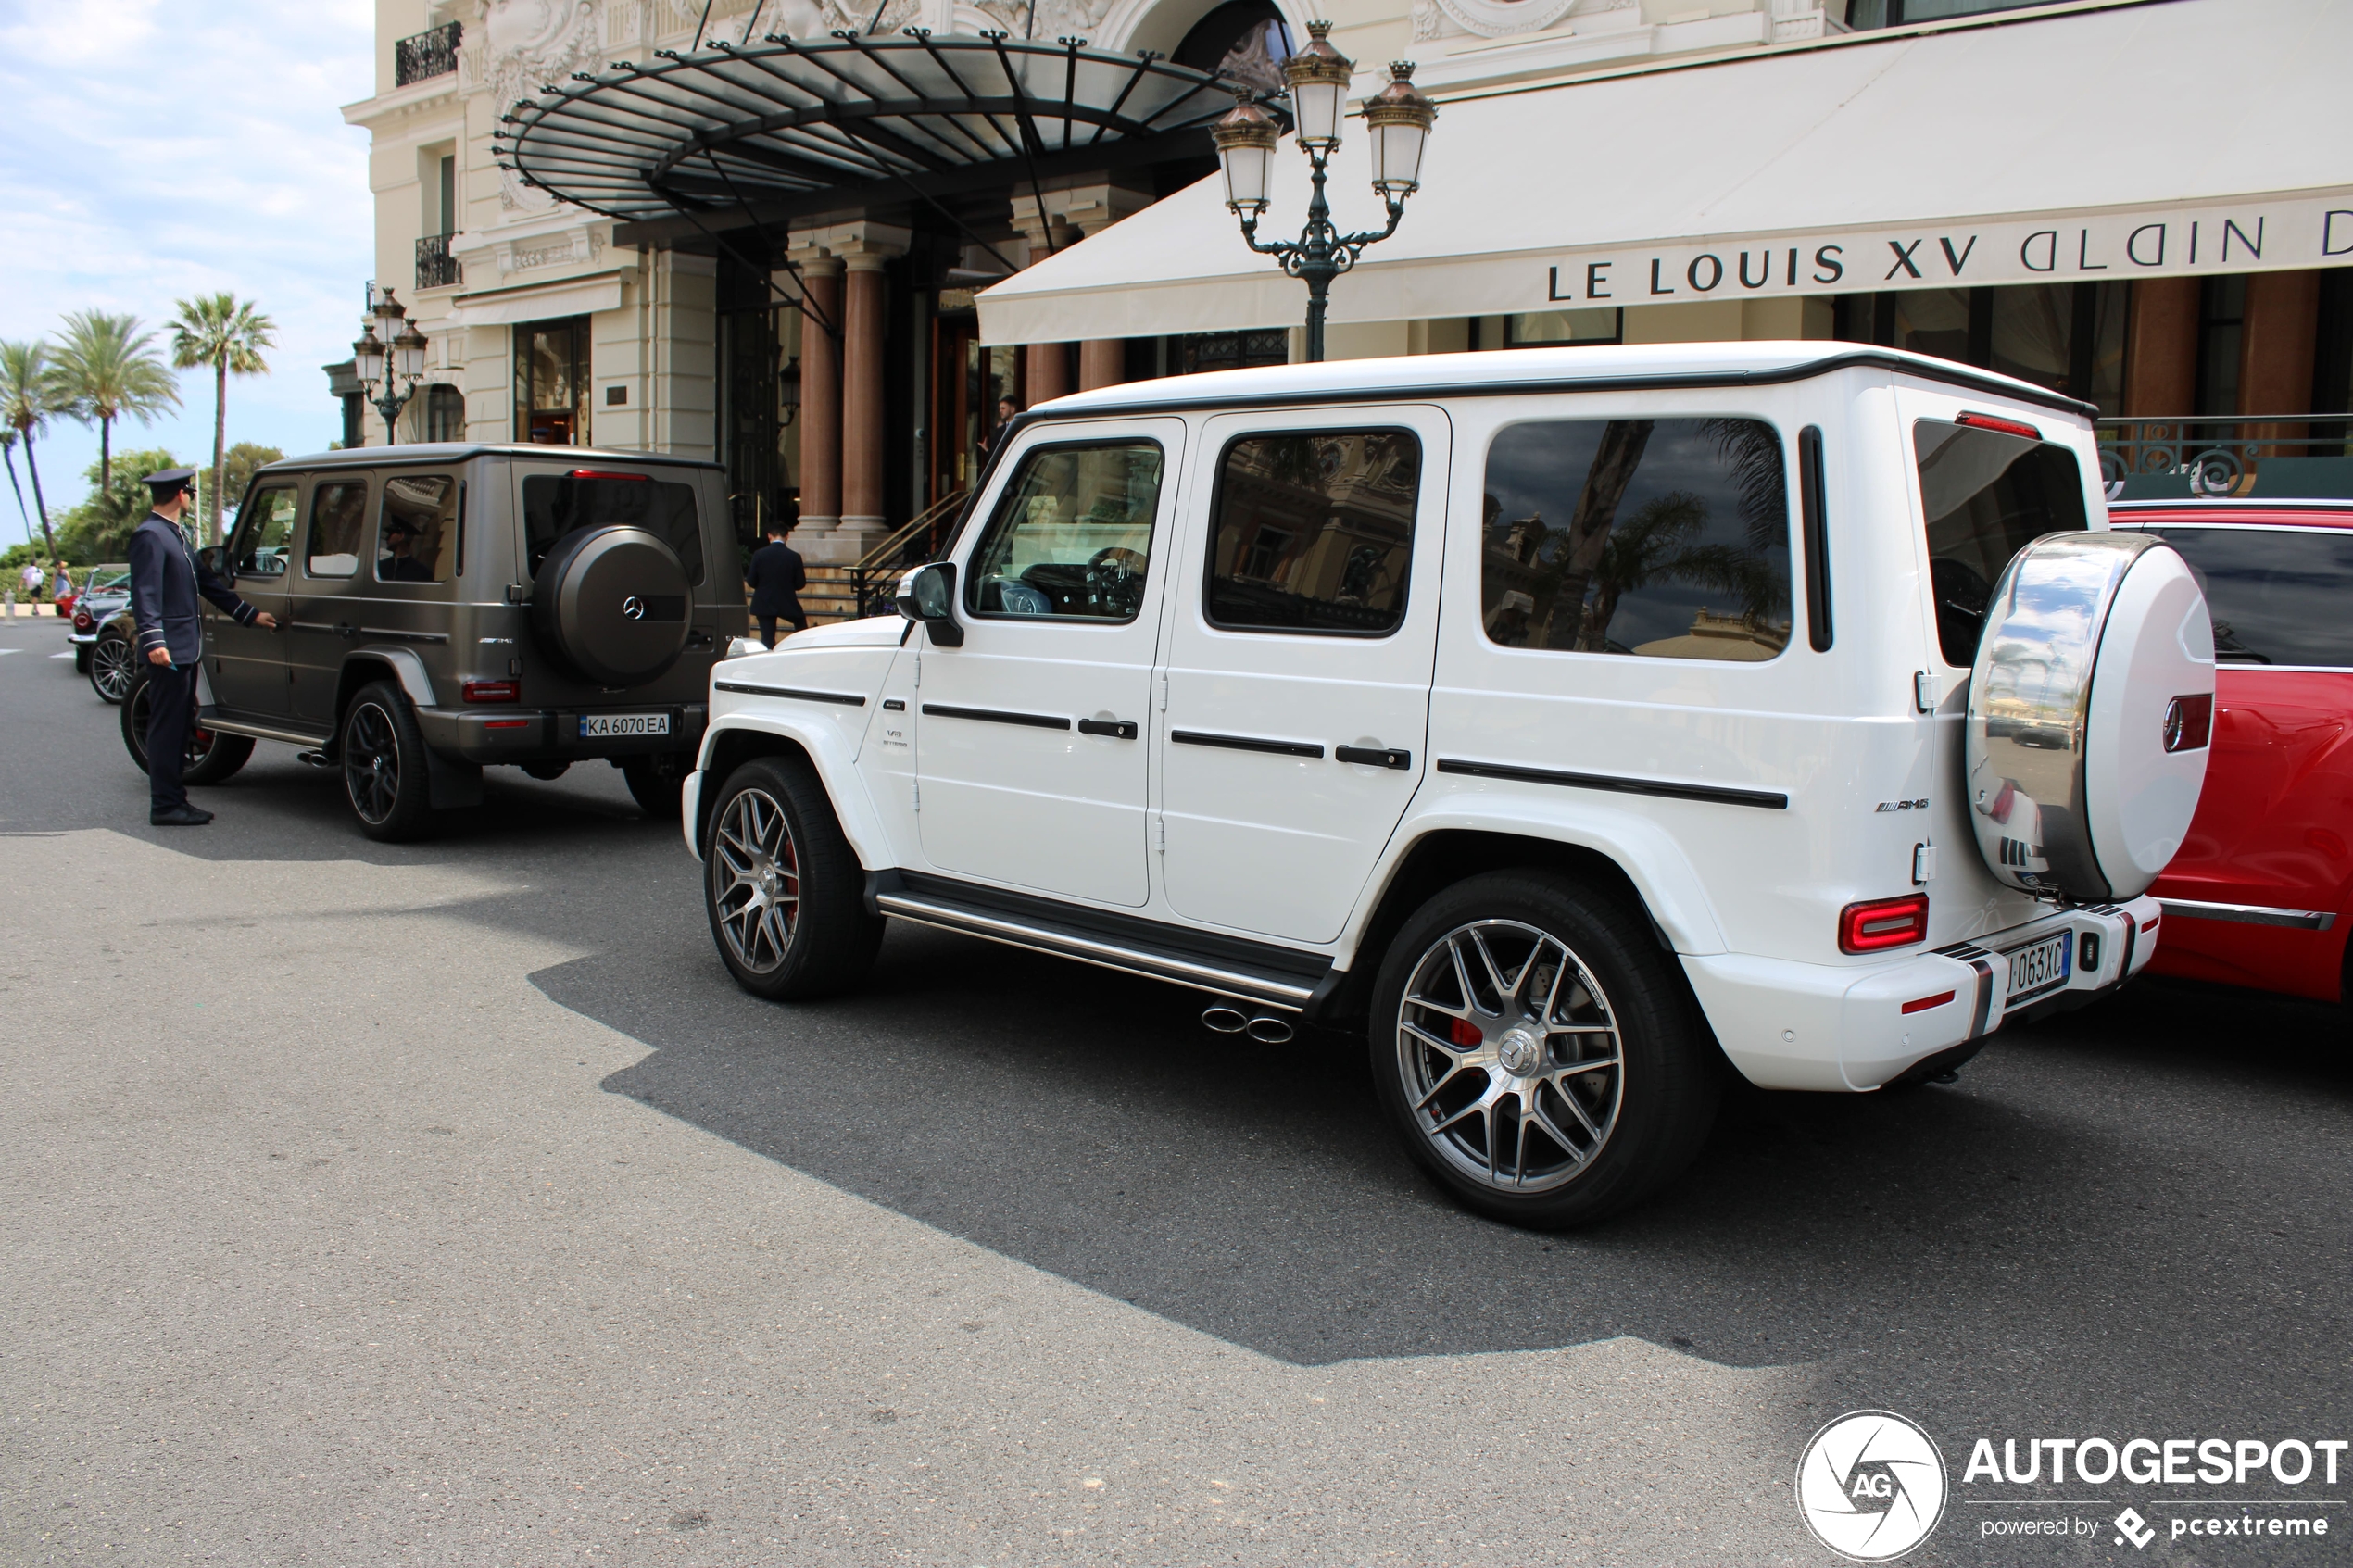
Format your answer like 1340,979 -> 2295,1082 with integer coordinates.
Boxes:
1368,870 -> 1720,1229
339,680 -> 434,842
623,754 -> 686,819
704,756 -> 882,1000
89,633 -> 136,704
74,645 -> 91,673
121,671 -> 256,785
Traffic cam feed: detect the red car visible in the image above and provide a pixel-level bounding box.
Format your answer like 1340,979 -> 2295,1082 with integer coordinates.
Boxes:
2110,499 -> 2353,1007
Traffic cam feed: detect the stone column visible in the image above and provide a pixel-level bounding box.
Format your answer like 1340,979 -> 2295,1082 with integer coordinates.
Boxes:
2123,277 -> 2200,416
1011,186 -> 1152,402
2238,270 -> 2321,458
792,249 -> 844,537
1077,338 -> 1126,393
834,226 -> 908,556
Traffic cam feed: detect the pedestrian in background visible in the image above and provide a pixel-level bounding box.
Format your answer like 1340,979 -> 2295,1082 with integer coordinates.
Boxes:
745,509 -> 808,649
127,466 -> 276,827
51,561 -> 72,614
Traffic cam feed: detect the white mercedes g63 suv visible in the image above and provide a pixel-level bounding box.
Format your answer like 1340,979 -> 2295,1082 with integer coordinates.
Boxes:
681,343 -> 2214,1227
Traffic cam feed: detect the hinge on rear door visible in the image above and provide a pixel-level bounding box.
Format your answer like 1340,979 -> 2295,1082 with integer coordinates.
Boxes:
1913,842 -> 1937,884
1914,671 -> 1936,712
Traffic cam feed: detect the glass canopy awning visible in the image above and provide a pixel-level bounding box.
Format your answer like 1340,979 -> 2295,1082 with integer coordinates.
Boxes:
493,31 -> 1240,224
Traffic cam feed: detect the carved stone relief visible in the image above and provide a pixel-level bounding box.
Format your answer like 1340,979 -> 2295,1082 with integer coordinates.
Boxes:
484,0 -> 603,209
1418,0 -> 1635,44
970,0 -> 1117,44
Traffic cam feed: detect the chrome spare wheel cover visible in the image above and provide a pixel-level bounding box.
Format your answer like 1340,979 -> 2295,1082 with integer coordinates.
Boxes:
344,701 -> 400,824
1395,919 -> 1625,1194
711,787 -> 800,973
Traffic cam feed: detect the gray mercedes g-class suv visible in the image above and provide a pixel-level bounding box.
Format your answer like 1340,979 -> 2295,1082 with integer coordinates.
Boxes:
120,444 -> 747,841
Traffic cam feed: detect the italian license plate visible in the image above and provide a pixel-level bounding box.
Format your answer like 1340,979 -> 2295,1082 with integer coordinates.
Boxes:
579,711 -> 670,739
2004,931 -> 2072,1001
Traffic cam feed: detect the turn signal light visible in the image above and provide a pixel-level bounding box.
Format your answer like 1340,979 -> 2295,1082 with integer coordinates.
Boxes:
1840,893 -> 1930,954
462,679 -> 521,703
1956,410 -> 2043,441
2162,693 -> 2213,752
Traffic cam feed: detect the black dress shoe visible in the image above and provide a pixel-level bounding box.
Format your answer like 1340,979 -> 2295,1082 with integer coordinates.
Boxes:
150,806 -> 215,826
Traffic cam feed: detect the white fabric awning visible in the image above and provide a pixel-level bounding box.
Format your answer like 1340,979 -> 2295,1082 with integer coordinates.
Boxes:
977,0 -> 2353,345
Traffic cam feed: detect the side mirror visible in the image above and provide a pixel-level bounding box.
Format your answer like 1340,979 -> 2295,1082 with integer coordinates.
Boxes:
894,561 -> 963,647
197,546 -> 226,577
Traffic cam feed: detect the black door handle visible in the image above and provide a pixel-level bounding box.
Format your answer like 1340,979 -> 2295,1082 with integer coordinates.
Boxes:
1076,718 -> 1139,740
1335,745 -> 1412,770
334,621 -> 357,639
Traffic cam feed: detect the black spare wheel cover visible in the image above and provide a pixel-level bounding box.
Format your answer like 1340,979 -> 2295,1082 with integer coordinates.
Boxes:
533,524 -> 691,685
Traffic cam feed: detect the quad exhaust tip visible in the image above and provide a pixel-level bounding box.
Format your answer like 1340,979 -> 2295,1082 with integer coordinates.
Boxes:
1202,1005 -> 1294,1045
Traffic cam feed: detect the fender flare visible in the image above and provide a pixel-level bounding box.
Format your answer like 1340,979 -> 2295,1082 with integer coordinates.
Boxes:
696,713 -> 894,872
343,646 -> 437,709
1342,796 -> 1731,965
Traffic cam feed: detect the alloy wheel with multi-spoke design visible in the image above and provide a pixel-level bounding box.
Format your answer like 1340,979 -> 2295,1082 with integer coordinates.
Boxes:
1394,919 -> 1625,1195
90,637 -> 136,703
343,701 -> 402,826
711,787 -> 801,974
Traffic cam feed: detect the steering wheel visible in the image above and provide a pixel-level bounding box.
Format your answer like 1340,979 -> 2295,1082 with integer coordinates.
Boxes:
1085,546 -> 1146,617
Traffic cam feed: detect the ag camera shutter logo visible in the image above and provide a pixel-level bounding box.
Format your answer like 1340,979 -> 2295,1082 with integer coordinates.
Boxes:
1796,1410 -> 1949,1561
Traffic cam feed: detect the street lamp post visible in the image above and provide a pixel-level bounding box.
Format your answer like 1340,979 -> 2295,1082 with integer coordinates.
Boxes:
1211,22 -> 1436,364
352,286 -> 431,444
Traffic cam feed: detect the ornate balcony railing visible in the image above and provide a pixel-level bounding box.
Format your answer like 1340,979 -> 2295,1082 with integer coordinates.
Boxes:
2096,414 -> 2353,500
395,21 -> 461,87
415,233 -> 461,292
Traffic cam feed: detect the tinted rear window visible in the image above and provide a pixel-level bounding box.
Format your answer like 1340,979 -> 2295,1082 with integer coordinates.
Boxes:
2145,526 -> 2353,668
1916,419 -> 2087,665
522,472 -> 703,583
1482,417 -> 1791,659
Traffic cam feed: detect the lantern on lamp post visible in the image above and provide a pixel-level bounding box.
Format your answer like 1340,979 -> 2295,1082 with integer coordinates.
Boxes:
353,285 -> 433,444
1211,24 -> 1436,363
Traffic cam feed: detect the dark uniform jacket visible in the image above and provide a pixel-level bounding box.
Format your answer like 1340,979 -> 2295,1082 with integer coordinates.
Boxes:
745,539 -> 808,624
129,512 -> 258,667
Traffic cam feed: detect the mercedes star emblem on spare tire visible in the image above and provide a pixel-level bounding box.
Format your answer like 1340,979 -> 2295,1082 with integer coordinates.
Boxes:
622,596 -> 647,621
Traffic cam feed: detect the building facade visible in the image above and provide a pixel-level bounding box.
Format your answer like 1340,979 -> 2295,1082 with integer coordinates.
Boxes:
340,0 -> 2353,581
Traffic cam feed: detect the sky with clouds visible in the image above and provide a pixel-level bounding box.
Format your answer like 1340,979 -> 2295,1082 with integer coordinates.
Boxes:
0,0 -> 373,535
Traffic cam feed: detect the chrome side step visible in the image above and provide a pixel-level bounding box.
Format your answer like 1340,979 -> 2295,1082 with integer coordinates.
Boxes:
873,885 -> 1324,1013
199,710 -> 332,749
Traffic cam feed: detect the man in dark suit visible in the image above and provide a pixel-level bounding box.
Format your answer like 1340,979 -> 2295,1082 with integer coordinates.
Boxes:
744,516 -> 808,648
128,467 -> 276,826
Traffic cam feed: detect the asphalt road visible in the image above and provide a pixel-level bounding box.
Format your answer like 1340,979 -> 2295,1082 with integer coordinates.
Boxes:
2,612 -> 2347,1567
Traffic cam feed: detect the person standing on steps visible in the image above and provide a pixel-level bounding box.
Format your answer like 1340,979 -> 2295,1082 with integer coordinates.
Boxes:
127,467 -> 276,827
744,511 -> 808,649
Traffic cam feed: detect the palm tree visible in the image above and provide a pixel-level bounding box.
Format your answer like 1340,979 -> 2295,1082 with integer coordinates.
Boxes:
0,340 -> 66,564
170,294 -> 277,546
50,309 -> 181,498
1,430 -> 31,545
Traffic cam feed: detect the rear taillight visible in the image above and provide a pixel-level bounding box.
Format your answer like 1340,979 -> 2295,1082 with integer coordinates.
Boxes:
462,679 -> 521,703
73,610 -> 92,632
1840,893 -> 1930,954
2162,693 -> 2213,752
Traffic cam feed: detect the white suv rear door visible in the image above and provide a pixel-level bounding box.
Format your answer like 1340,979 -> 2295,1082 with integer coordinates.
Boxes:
1156,404 -> 1451,944
913,419 -> 1183,908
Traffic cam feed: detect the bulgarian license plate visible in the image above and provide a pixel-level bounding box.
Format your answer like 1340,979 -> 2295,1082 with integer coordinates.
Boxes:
2005,930 -> 2072,1001
579,711 -> 670,739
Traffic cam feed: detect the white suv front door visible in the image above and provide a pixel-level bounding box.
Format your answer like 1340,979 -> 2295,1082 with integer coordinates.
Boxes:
1156,406 -> 1451,943
914,420 -> 1183,908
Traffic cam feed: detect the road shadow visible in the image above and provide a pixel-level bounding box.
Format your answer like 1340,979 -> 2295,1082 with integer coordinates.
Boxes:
532,913 -> 2353,1422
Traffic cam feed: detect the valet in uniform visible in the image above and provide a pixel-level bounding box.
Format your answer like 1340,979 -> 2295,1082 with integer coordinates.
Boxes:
127,467 -> 277,826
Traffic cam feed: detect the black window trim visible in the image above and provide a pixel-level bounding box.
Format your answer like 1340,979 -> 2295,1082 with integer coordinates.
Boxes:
1201,423 -> 1423,640
961,435 -> 1168,625
1799,423 -> 1832,652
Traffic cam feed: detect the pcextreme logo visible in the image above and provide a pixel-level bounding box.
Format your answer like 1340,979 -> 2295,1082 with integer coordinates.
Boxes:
1797,1410 -> 1950,1561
